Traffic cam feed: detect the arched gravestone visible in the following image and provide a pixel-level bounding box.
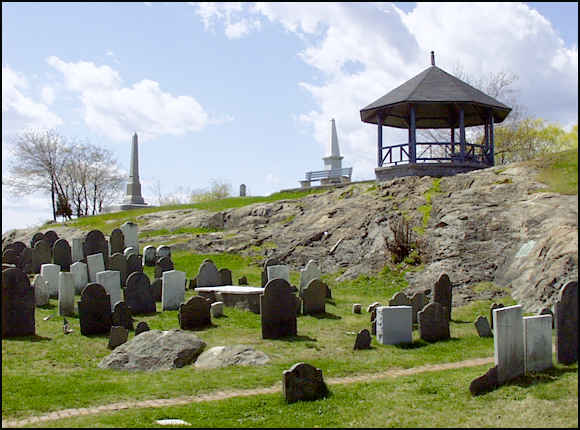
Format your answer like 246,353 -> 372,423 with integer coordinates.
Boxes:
218,268 -> 233,286
109,253 -> 128,287
84,230 -> 109,269
2,249 -> 19,265
109,228 -> 125,255
124,272 -> 156,315
124,247 -> 138,258
143,245 -> 157,267
135,321 -> 150,336
112,301 -> 134,331
120,221 -> 139,251
299,260 -> 322,292
196,260 -> 220,287
261,256 -> 281,287
389,291 -> 411,307
30,232 -> 45,249
418,302 -> 450,342
5,241 -> 27,256
2,267 -> 35,338
178,296 -> 212,330
354,328 -> 372,350
33,274 -> 50,307
410,292 -> 426,324
154,256 -> 173,279
52,238 -> 72,272
282,362 -> 328,404
301,279 -> 326,315
32,239 -> 52,274
151,277 -> 163,302
260,278 -> 297,339
555,281 -> 578,365
43,230 -> 59,248
156,245 -> 171,260
538,307 -> 554,329
127,254 -> 143,277
433,273 -> 452,321
78,283 -> 112,336
19,248 -> 34,273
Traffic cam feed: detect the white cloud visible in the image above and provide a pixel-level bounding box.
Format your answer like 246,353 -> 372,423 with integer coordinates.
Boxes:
46,56 -> 210,142
41,86 -> 55,105
193,2 -> 262,39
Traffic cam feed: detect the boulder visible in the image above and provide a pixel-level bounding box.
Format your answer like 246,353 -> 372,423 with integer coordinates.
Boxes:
194,345 -> 270,369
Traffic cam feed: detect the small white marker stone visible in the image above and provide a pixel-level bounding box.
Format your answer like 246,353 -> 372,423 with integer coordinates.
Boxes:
156,419 -> 191,426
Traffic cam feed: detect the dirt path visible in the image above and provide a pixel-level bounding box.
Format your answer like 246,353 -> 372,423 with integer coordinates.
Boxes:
2,356 -> 494,428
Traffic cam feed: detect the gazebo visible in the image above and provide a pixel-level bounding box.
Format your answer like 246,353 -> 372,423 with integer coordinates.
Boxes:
360,52 -> 512,182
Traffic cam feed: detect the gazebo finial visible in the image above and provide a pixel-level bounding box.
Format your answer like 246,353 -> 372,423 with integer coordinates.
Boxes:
431,51 -> 435,66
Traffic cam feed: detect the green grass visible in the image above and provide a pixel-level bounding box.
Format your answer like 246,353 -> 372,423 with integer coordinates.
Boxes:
534,148 -> 578,195
139,226 -> 221,239
414,178 -> 442,235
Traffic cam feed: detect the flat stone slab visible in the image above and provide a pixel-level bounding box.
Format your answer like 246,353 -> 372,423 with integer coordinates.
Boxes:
195,286 -> 264,294
195,285 -> 265,314
194,345 -> 270,369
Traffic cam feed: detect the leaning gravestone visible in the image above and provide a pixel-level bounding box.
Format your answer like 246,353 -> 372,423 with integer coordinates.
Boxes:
32,274 -> 50,307
261,256 -> 281,287
43,230 -> 59,248
196,260 -> 220,287
70,261 -> 89,294
489,303 -> 504,330
135,321 -> 150,336
143,245 -> 157,267
126,253 -> 143,277
109,253 -> 128,287
260,278 -> 297,339
108,326 -> 129,350
87,253 -> 105,283
109,228 -> 125,255
30,232 -> 45,248
410,292 -> 425,324
96,270 -> 122,312
162,270 -> 186,311
33,239 -> 52,274
40,263 -> 60,298
58,272 -> 75,317
376,306 -> 413,345
354,328 -> 372,350
178,296 -> 212,330
211,301 -> 224,318
418,302 -> 450,342
124,272 -> 156,315
523,314 -> 553,373
301,279 -> 326,315
156,245 -> 171,260
493,304 -> 525,384
120,221 -> 139,251
267,265 -> 290,283
433,273 -> 452,321
474,316 -> 493,337
389,291 -> 411,307
151,278 -> 163,302
84,230 -> 109,270
283,362 -> 328,404
218,268 -> 233,286
154,256 -> 173,279
2,267 -> 35,338
52,238 -> 72,272
78,283 -> 112,336
112,301 -> 134,331
555,281 -> 578,365
299,260 -> 322,292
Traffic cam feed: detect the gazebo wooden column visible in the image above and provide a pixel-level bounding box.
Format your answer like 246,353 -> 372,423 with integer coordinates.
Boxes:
489,109 -> 495,165
409,104 -> 416,163
377,113 -> 383,167
459,108 -> 466,160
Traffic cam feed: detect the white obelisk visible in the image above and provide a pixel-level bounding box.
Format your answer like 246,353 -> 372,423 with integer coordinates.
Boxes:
323,119 -> 343,171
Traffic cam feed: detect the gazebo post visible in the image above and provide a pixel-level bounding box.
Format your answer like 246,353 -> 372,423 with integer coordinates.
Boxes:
459,108 -> 466,160
409,104 -> 416,163
377,113 -> 383,167
489,110 -> 495,166
450,127 -> 455,154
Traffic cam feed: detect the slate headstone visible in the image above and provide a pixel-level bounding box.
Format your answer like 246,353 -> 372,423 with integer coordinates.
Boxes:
418,302 -> 450,342
283,362 -> 328,404
211,301 -> 224,318
77,283 -> 112,336
352,303 -> 362,314
109,253 -> 128,287
538,307 -> 554,329
267,265 -> 290,283
162,270 -> 186,311
474,315 -> 493,337
126,253 -> 143,277
196,260 -> 220,287
154,256 -> 173,279
108,326 -> 129,350
156,245 -> 171,260
109,228 -> 125,255
433,273 -> 452,321
260,278 -> 297,339
124,246 -> 138,259
301,278 -> 326,315
43,230 -> 59,248
124,271 -> 156,315
120,221 -> 139,251
555,281 -> 578,365
30,232 -> 45,249
96,270 -> 122,312
2,249 -> 19,265
70,261 -> 89,294
52,238 -> 72,272
238,276 -> 248,285
179,296 -> 212,330
2,267 -> 35,338
299,260 -> 322,292
490,303 -> 504,330
18,248 -> 34,273
84,230 -> 109,269
143,245 -> 157,267
151,277 -> 163,302
370,308 -> 377,335
135,321 -> 150,336
410,292 -> 425,324
218,268 -> 233,286
354,328 -> 371,350
389,291 -> 411,307
112,301 -> 134,331
33,240 -> 52,274
261,256 -> 281,287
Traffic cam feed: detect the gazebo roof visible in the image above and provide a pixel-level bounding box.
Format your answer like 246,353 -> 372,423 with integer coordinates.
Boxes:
360,64 -> 512,129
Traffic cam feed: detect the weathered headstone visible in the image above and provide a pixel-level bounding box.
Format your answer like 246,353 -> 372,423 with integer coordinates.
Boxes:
2,249 -> 19,265
120,221 -> 139,251
156,245 -> 171,260
354,328 -> 371,350
151,278 -> 163,302
389,291 -> 411,307
32,274 -> 50,307
43,230 -> 59,248
5,241 -> 26,256
523,315 -> 553,373
124,271 -> 156,315
283,362 -> 328,404
84,230 -> 109,269
433,273 -> 452,321
143,245 -> 157,267
196,260 -> 220,287
109,228 -> 125,255
260,278 -> 297,339
352,303 -> 362,314
70,261 -> 88,294
410,292 -> 425,324
18,247 -> 34,273
301,278 -> 326,315
71,238 -> 84,263
2,268 -> 35,338
238,276 -> 248,285
30,232 -> 45,249
108,326 -> 129,350
40,263 -> 60,298
376,306 -> 412,345
124,246 -> 138,258
179,296 -> 212,330
469,365 -> 498,396
555,281 -> 578,365
367,302 -> 381,313
211,301 -> 224,318
161,270 -> 186,311
418,302 -> 450,342
490,303 -> 504,330
493,304 -> 525,384
239,183 -> 246,197
370,308 -> 377,335
538,307 -> 554,329
126,253 -> 143,277
109,253 -> 128,287
96,270 -> 122,312
77,283 -> 112,336
33,239 -> 52,273
135,321 -> 150,336
154,256 -> 174,279
267,265 -> 290,283
188,277 -> 197,290
218,268 -> 233,286
261,256 -> 281,287
52,238 -> 72,272
299,260 -> 322,292
87,253 -> 105,283
58,272 -> 75,317
474,315 -> 493,337
112,301 -> 134,330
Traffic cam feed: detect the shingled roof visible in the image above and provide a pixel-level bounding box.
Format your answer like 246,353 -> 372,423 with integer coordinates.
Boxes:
360,65 -> 512,129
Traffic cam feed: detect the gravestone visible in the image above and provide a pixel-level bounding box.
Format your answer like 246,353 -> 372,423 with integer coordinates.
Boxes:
33,239 -> 52,273
352,303 -> 362,314
267,265 -> 290,283
162,270 -> 186,311
30,232 -> 45,248
151,278 -> 163,302
433,273 -> 452,321
52,238 -> 72,272
124,271 -> 156,315
283,362 -> 328,404
126,253 -> 143,277
96,270 -> 122,312
238,276 -> 248,285
370,308 -> 377,335
418,302 -> 450,342
261,256 -> 281,287
523,315 -> 553,373
299,260 -> 322,292
211,301 -> 224,318
77,283 -> 112,336
239,183 -> 246,197
490,303 -> 504,330
5,241 -> 27,256
196,260 -> 220,287
301,279 -> 326,315
493,304 -> 525,384
154,256 -> 174,279
178,296 -> 212,330
32,274 -> 50,307
2,249 -> 19,265
354,328 -> 372,350
58,272 -> 75,317
108,326 -> 129,350
260,278 -> 297,339
120,221 -> 139,251
2,268 -> 35,338
124,247 -> 138,258
112,301 -> 134,331
156,245 -> 171,260
87,253 -> 105,283
70,261 -> 89,294
43,230 -> 59,247
474,316 -> 493,337
469,365 -> 499,396
19,248 -> 34,273
376,306 -> 412,345
367,302 -> 381,313
410,292 -> 425,324
143,245 -> 157,267
135,321 -> 150,336
538,307 -> 554,329
84,230 -> 109,269
40,263 -> 60,298
109,253 -> 128,287
71,238 -> 84,263
218,268 -> 233,286
109,228 -> 125,255
189,277 -> 197,290
555,281 -> 578,365
388,291 -> 411,307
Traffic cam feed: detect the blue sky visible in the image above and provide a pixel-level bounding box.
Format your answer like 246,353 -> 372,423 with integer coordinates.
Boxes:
2,2 -> 578,233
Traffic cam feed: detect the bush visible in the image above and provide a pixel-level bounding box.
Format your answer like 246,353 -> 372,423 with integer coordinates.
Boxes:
384,216 -> 424,265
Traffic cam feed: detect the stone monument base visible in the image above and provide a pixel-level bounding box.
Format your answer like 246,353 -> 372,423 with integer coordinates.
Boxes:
101,203 -> 153,213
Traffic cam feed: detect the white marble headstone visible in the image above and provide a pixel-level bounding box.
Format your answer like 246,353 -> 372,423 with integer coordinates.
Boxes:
40,263 -> 60,298
493,304 -> 525,384
58,272 -> 75,316
120,221 -> 139,251
376,306 -> 413,345
70,261 -> 89,294
162,270 -> 186,311
71,238 -> 84,263
32,274 -> 50,307
267,265 -> 290,283
523,314 -> 553,373
96,270 -> 122,312
87,253 -> 105,283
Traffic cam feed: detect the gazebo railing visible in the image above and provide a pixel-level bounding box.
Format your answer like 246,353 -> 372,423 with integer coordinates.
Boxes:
379,142 -> 491,167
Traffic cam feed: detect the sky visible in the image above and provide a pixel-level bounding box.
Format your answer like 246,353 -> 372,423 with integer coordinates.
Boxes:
2,2 -> 578,234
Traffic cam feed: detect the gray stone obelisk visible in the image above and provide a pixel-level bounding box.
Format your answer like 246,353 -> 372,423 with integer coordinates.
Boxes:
323,119 -> 344,171
124,132 -> 146,205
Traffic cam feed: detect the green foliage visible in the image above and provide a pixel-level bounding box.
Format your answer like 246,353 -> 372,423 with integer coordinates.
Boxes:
189,179 -> 232,203
534,148 -> 578,195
